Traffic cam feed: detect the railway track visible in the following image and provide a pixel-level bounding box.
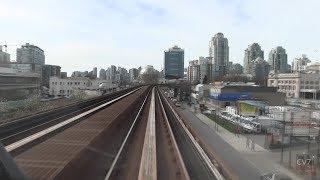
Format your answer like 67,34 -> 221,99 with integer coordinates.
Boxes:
1,87 -> 143,154
1,85 -> 224,180
12,86 -> 150,179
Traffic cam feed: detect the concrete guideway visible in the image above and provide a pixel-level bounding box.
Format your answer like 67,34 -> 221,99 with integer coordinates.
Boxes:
6,85 -> 227,179
138,87 -> 157,180
160,89 -> 224,180
156,89 -> 190,180
105,87 -> 151,180
13,87 -> 149,179
5,87 -> 142,153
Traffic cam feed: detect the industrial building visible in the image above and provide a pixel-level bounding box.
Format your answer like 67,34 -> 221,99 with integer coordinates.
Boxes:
0,67 -> 40,100
208,82 -> 285,106
49,76 -> 117,97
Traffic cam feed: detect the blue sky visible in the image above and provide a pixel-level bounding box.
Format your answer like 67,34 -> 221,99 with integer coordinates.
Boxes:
1,0 -> 320,74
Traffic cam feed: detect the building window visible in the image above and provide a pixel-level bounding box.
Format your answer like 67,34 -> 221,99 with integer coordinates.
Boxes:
60,82 -> 62,85
306,81 -> 309,84
55,82 -> 57,85
310,81 -> 314,85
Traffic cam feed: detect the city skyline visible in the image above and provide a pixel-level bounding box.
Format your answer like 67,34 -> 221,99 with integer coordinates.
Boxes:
1,0 -> 320,74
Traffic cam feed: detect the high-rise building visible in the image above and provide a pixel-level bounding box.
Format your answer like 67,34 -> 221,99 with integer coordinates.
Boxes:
252,57 -> 270,83
268,46 -> 288,73
209,33 -> 229,79
292,54 -> 311,72
243,43 -> 264,75
199,57 -> 212,84
106,65 -> 117,83
129,68 -> 139,82
99,68 -> 106,79
164,45 -> 184,79
0,46 -> 10,65
41,65 -> 61,88
92,67 -> 97,79
116,67 -> 129,85
187,60 -> 200,84
16,43 -> 45,65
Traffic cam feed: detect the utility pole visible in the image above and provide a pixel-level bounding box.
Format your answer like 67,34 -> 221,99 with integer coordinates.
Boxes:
288,111 -> 293,168
307,111 -> 312,154
317,122 -> 320,167
281,111 -> 285,164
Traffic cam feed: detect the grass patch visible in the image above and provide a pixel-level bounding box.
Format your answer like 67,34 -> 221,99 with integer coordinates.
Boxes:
204,113 -> 236,133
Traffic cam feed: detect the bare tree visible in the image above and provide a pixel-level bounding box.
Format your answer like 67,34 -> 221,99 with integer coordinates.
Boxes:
140,69 -> 159,84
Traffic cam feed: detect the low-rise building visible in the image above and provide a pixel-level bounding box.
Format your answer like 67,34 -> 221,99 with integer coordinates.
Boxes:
268,72 -> 320,99
208,82 -> 285,107
42,65 -> 61,88
60,72 -> 67,78
0,67 -> 40,100
306,63 -> 320,73
49,77 -> 117,97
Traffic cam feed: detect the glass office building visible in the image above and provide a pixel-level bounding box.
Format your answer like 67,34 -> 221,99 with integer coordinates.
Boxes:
164,46 -> 184,79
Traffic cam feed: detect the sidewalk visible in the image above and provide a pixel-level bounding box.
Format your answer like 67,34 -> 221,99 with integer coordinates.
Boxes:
195,113 -> 266,152
185,104 -> 303,180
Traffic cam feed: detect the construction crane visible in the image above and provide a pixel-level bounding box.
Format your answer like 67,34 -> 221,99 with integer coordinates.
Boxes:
2,42 -> 19,52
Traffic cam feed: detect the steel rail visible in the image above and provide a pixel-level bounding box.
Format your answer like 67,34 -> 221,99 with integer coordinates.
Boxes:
104,87 -> 152,180
156,88 -> 190,180
5,88 -> 142,152
159,89 -> 225,180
